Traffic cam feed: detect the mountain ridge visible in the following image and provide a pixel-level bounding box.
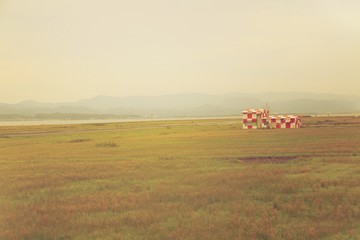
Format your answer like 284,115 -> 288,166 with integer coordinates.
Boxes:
1,92 -> 359,119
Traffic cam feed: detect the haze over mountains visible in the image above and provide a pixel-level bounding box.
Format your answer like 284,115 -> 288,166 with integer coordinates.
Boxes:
1,92 -> 360,120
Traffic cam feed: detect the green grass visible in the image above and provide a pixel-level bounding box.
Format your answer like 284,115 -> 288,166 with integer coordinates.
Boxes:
0,117 -> 360,239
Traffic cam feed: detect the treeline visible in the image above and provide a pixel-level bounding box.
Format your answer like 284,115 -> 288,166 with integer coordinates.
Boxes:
0,113 -> 140,121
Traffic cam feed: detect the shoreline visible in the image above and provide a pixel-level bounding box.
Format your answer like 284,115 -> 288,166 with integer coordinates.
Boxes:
0,114 -> 358,126
0,116 -> 242,126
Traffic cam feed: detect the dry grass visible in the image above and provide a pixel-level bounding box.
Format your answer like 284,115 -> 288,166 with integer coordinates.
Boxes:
0,116 -> 359,239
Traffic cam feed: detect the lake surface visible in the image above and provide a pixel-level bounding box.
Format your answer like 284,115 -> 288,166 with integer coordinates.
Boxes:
0,116 -> 241,126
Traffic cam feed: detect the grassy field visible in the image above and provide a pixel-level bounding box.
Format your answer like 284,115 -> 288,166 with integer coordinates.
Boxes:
0,116 -> 360,239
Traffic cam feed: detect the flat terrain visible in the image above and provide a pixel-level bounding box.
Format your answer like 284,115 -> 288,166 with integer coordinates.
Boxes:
1,116 -> 360,239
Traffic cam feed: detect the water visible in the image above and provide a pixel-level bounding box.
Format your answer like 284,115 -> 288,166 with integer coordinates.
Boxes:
0,116 -> 241,126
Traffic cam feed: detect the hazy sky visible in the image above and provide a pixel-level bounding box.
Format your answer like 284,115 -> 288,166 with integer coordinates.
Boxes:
1,0 -> 360,103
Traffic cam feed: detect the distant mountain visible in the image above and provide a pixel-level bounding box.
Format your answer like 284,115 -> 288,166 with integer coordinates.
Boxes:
0,92 -> 359,120
75,93 -> 222,109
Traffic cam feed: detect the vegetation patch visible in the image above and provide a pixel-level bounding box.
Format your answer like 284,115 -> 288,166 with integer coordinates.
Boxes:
95,141 -> 119,148
90,123 -> 106,126
67,138 -> 91,143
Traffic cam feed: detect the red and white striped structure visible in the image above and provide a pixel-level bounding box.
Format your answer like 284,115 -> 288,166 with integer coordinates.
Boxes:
242,109 -> 301,129
242,109 -> 270,129
268,115 -> 301,129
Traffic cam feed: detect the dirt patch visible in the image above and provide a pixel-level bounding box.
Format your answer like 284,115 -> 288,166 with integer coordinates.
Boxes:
219,156 -> 297,164
221,153 -> 359,164
239,156 -> 297,163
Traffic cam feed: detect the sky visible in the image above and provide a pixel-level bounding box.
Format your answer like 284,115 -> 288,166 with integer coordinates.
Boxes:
0,0 -> 360,103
